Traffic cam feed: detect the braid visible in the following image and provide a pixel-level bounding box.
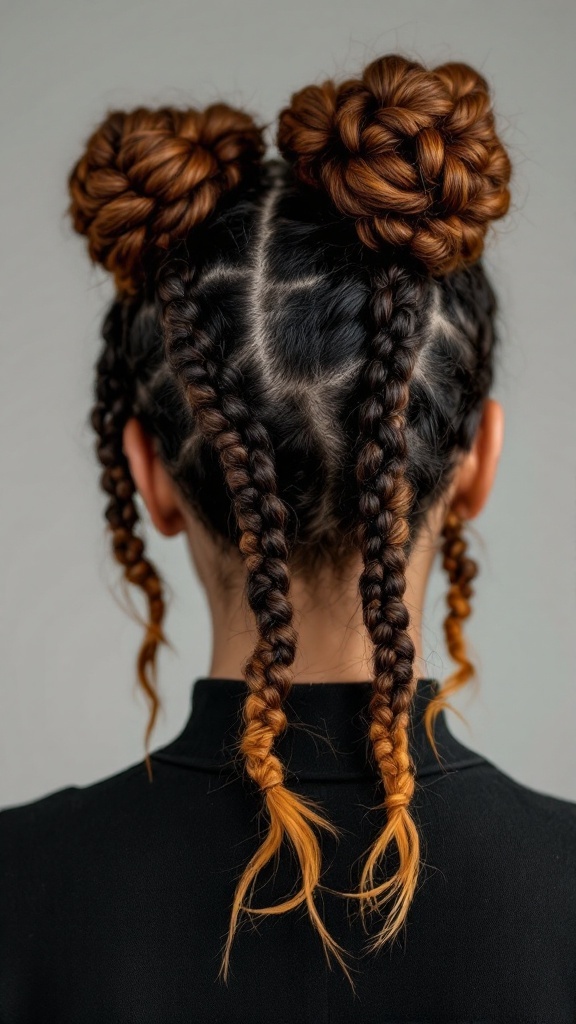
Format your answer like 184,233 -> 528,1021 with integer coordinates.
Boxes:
156,253 -> 350,984
90,303 -> 168,782
423,510 -> 479,759
338,263 -> 426,951
276,51 -> 511,952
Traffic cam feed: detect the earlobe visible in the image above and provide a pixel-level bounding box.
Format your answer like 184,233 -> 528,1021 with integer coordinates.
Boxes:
450,399 -> 505,520
122,418 -> 187,538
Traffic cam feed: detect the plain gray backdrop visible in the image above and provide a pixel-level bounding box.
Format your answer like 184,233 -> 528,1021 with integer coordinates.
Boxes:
1,0 -> 575,807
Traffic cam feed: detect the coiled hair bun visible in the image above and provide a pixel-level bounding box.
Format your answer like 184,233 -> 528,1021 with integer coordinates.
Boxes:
68,103 -> 266,293
277,54 -> 512,275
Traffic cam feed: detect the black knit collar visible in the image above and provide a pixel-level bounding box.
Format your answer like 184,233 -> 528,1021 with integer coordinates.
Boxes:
151,676 -> 487,781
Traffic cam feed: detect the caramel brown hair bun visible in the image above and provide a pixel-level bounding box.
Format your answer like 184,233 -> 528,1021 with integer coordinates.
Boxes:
277,54 -> 512,275
68,103 -> 266,294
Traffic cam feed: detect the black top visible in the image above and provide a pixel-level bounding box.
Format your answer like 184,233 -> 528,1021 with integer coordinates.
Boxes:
1,676 -> 576,1023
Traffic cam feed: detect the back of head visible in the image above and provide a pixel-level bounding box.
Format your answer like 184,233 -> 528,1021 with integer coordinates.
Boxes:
67,52 -> 512,983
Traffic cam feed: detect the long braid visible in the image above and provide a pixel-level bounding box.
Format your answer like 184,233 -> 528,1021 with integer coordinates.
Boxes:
276,51 -> 511,952
423,510 -> 479,759
67,100 -> 268,783
339,264 -> 426,950
90,302 -> 168,782
68,98 -> 350,984
156,253 -> 350,983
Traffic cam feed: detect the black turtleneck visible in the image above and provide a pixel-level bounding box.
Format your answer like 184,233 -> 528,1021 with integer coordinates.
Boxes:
1,676 -> 575,1023
153,676 -> 486,780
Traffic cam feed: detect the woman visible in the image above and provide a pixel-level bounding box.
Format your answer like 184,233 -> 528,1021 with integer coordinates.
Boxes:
1,53 -> 575,1022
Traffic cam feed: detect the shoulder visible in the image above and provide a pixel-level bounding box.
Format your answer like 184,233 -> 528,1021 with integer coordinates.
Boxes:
0,755 -> 188,886
420,753 -> 576,919
424,747 -> 576,845
0,755 -> 207,977
0,762 -> 138,879
438,751 -> 576,831
482,760 -> 576,866
1,759 -> 147,832
0,749 -> 234,895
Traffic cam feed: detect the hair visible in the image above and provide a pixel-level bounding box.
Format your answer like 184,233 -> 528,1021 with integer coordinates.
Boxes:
67,53 -> 512,983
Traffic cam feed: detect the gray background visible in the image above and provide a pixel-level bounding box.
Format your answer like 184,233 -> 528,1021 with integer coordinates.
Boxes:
1,0 -> 575,807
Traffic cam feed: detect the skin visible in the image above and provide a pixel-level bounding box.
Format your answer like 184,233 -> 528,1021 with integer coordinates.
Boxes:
122,399 -> 504,684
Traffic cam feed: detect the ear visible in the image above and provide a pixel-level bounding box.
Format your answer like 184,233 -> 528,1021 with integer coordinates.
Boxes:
450,398 -> 505,520
122,418 -> 187,537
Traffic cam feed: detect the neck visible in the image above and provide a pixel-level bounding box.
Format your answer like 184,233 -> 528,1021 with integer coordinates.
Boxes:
204,548 -> 430,685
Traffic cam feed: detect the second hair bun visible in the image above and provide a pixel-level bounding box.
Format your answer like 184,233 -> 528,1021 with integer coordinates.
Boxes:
277,54 -> 512,276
